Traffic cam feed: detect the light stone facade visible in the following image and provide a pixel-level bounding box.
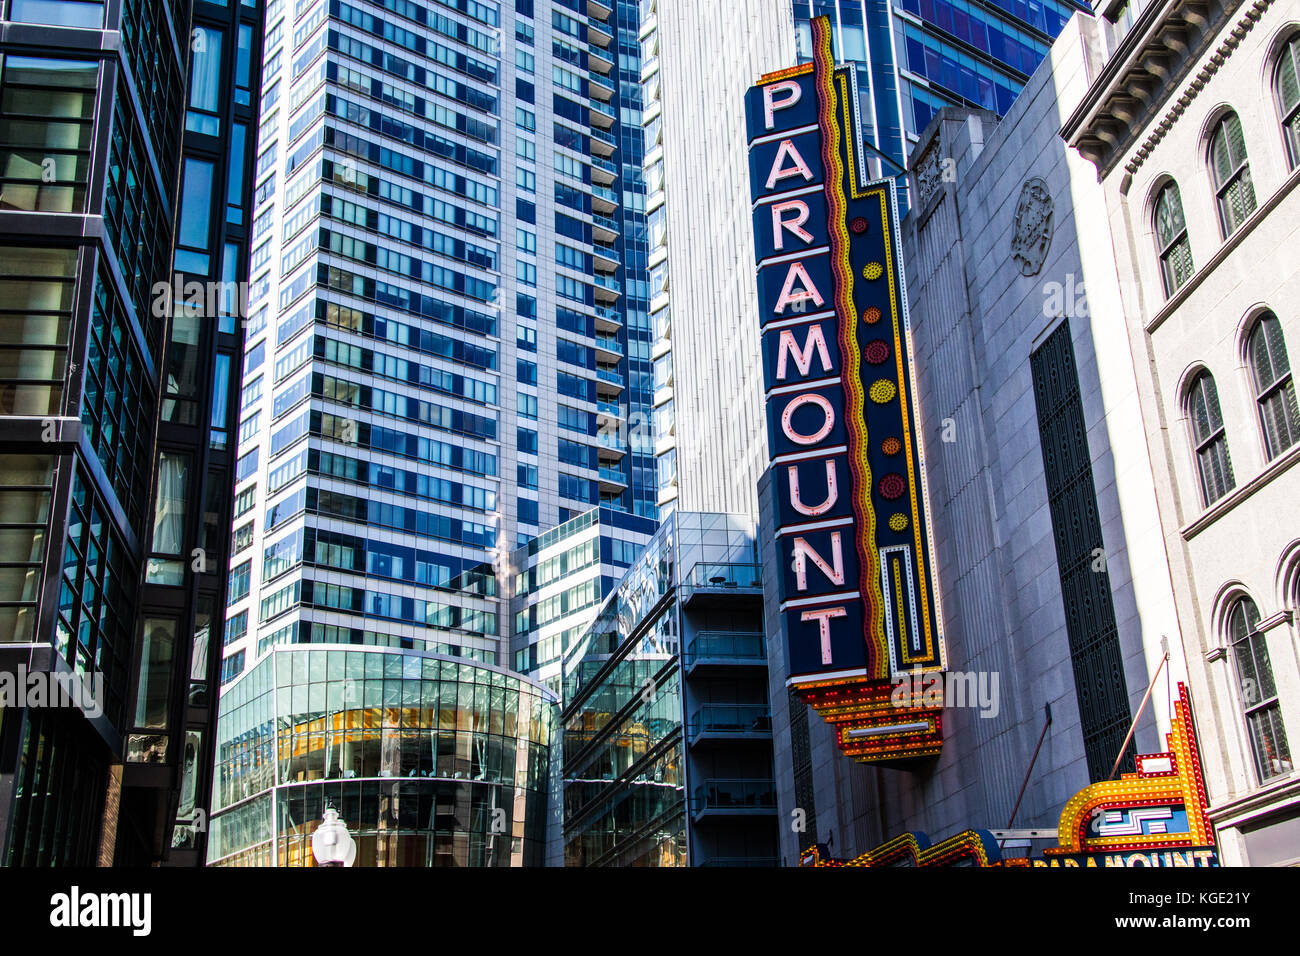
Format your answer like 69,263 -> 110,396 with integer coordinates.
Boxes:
1067,0 -> 1300,866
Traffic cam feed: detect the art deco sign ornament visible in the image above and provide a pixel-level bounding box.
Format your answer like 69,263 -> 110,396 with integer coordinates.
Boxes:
745,16 -> 947,763
1011,176 -> 1054,276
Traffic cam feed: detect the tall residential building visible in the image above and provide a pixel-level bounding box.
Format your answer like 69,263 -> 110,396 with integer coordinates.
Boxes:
220,0 -> 652,681
0,0 -> 262,866
211,0 -> 657,860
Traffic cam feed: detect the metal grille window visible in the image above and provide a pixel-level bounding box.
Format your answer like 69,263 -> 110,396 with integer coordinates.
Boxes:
1248,312 -> 1299,459
1031,322 -> 1135,781
1187,371 -> 1236,505
1209,112 -> 1257,237
1228,598 -> 1293,782
1153,180 -> 1193,296
1276,33 -> 1300,169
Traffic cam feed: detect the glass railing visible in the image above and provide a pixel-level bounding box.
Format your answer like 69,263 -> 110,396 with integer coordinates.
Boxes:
593,304 -> 621,324
684,631 -> 766,665
596,399 -> 623,417
692,779 -> 777,813
596,367 -> 624,386
589,44 -> 614,67
598,466 -> 627,485
592,212 -> 620,233
594,273 -> 621,292
689,705 -> 772,739
593,244 -> 620,265
589,126 -> 617,147
591,155 -> 617,176
685,562 -> 762,589
588,17 -> 613,40
597,431 -> 624,450
591,183 -> 618,203
589,73 -> 615,96
589,99 -> 616,120
595,334 -> 623,354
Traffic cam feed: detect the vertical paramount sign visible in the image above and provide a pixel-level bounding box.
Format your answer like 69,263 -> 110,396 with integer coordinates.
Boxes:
746,16 -> 946,762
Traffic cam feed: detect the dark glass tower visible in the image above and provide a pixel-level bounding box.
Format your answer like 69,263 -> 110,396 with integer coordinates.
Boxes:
0,0 -> 261,865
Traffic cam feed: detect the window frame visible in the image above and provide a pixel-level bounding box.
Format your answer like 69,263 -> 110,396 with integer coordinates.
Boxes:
1186,370 -> 1236,506
1207,111 -> 1258,238
1226,597 -> 1293,783
1247,312 -> 1300,459
1274,32 -> 1300,170
1152,180 -> 1193,297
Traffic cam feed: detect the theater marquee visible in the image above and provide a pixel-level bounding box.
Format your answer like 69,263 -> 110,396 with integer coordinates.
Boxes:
746,16 -> 946,763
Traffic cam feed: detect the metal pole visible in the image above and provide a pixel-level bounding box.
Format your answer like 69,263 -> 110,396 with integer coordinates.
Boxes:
1108,643 -> 1170,780
1001,703 -> 1052,851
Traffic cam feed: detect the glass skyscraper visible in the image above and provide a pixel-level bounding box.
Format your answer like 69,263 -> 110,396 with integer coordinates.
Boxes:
212,0 -> 658,860
791,0 -> 1089,183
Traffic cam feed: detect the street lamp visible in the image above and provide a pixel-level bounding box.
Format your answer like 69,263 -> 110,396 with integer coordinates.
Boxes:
311,806 -> 356,867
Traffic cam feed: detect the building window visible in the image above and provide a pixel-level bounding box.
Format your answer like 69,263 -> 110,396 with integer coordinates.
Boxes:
1153,180 -> 1193,296
1208,111 -> 1257,237
1227,598 -> 1293,782
1276,33 -> 1300,169
1187,371 -> 1235,505
1248,312 -> 1300,459
0,56 -> 98,213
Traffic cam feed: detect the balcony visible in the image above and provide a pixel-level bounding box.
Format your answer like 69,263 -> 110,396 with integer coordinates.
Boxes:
594,304 -> 622,333
597,434 -> 627,464
593,272 -> 621,302
589,71 -> 615,101
684,631 -> 766,676
596,366 -> 624,395
591,182 -> 619,214
691,779 -> 777,821
594,334 -> 622,360
598,466 -> 628,491
680,562 -> 762,607
588,44 -> 614,74
592,212 -> 620,243
593,244 -> 619,273
589,97 -> 616,129
589,125 -> 617,157
590,154 -> 617,184
587,17 -> 613,47
596,399 -> 623,419
688,706 -> 772,747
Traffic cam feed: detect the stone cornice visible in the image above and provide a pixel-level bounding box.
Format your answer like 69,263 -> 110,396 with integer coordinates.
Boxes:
1123,0 -> 1274,178
1061,0 -> 1240,178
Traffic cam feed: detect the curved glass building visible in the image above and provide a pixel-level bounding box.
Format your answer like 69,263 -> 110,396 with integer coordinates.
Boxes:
207,645 -> 555,867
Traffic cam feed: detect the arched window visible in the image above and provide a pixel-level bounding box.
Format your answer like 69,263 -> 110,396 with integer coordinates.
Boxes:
1153,180 -> 1193,295
1208,111 -> 1257,236
1228,598 -> 1292,781
1187,371 -> 1235,504
1248,312 -> 1300,458
1276,33 -> 1300,169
